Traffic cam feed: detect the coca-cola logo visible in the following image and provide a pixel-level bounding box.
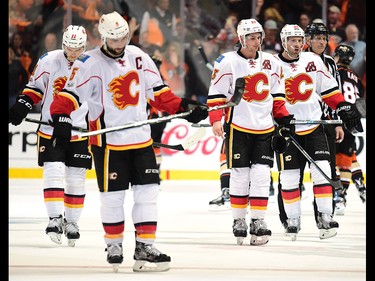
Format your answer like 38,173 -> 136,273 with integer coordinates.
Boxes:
161,124 -> 220,156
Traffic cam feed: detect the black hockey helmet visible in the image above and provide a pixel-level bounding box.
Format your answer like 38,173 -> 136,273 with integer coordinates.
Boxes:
333,44 -> 355,65
304,22 -> 330,41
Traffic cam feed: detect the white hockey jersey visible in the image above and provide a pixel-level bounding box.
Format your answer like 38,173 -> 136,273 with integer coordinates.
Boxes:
22,50 -> 88,138
207,50 -> 288,134
275,51 -> 344,134
50,45 -> 182,149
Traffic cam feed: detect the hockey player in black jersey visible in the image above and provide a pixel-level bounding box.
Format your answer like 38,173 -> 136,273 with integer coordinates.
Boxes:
332,44 -> 366,215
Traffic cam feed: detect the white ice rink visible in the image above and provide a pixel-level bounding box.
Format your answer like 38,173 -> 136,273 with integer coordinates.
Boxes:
9,179 -> 366,281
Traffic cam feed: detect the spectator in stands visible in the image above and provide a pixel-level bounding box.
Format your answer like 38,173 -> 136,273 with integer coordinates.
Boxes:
139,0 -> 177,51
262,19 -> 281,54
9,47 -> 29,110
341,23 -> 366,81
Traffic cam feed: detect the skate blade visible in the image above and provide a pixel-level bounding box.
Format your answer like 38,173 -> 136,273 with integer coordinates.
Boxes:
286,233 -> 297,241
208,203 -> 230,212
236,237 -> 245,245
133,260 -> 170,272
319,228 -> 337,239
67,239 -> 77,247
48,233 -> 62,245
111,264 -> 120,273
250,235 -> 270,246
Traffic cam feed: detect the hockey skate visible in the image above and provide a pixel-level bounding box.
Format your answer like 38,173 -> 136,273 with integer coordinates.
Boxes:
285,217 -> 301,241
45,215 -> 63,245
317,213 -> 339,239
354,178 -> 366,203
208,188 -> 230,211
133,241 -> 171,272
334,192 -> 347,216
232,218 -> 248,245
106,243 -> 123,273
249,219 -> 272,246
63,219 -> 80,247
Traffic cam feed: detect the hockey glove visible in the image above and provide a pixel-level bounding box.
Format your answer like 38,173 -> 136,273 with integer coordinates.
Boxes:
9,94 -> 34,125
274,114 -> 295,137
51,114 -> 72,149
180,98 -> 208,124
336,102 -> 363,134
271,128 -> 291,153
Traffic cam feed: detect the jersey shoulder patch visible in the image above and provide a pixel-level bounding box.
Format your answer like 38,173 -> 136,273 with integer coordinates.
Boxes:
77,53 -> 90,62
215,54 -> 225,63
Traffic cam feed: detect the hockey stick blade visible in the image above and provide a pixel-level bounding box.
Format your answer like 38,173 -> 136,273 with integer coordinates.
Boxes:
153,127 -> 206,151
289,135 -> 342,190
291,120 -> 342,125
24,117 -> 89,132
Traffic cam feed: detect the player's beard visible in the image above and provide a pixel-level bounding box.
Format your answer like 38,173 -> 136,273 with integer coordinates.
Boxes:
106,45 -> 125,57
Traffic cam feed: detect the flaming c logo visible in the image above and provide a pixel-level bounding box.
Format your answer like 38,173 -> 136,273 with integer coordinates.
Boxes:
242,73 -> 269,103
53,76 -> 68,96
108,71 -> 140,110
285,73 -> 313,104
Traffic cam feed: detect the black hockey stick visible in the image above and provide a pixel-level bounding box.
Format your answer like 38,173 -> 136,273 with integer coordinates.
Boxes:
288,134 -> 342,190
198,45 -> 214,71
24,117 -> 89,132
152,127 -> 206,151
79,77 -> 245,138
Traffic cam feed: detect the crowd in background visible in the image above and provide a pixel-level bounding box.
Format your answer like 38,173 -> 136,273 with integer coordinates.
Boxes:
9,0 -> 366,112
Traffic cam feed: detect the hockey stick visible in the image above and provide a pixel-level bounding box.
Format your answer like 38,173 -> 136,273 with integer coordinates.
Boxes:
192,119 -> 343,127
291,120 -> 342,125
152,127 -> 206,151
78,77 -> 245,138
288,134 -> 342,189
24,117 -> 89,132
198,45 -> 214,71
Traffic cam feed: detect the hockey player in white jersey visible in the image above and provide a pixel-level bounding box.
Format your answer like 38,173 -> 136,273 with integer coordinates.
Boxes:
206,18 -> 295,246
9,25 -> 91,247
49,11 -> 207,272
274,24 -> 362,241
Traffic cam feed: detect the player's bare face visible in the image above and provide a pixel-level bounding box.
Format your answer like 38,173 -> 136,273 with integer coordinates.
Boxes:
242,33 -> 262,57
286,36 -> 304,58
63,46 -> 85,62
106,36 -> 128,56
309,34 -> 328,55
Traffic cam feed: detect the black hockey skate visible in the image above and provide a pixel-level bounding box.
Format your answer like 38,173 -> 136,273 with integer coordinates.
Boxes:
45,214 -> 63,245
232,218 -> 248,245
133,241 -> 171,272
249,219 -> 272,246
63,219 -> 80,247
106,243 -> 123,273
208,187 -> 230,211
317,213 -> 339,239
285,217 -> 301,241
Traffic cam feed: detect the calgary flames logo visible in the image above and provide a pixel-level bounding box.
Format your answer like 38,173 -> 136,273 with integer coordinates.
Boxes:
53,76 -> 68,96
285,73 -> 313,104
242,73 -> 269,103
108,71 -> 139,110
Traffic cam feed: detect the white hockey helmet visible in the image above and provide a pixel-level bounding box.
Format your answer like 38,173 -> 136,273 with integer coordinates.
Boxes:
237,18 -> 265,48
62,25 -> 87,51
98,11 -> 130,43
280,24 -> 305,47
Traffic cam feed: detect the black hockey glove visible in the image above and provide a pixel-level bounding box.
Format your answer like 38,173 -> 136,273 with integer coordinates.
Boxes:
274,114 -> 295,137
51,114 -> 72,149
180,98 -> 208,124
336,102 -> 363,134
271,128 -> 291,153
9,94 -> 34,125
